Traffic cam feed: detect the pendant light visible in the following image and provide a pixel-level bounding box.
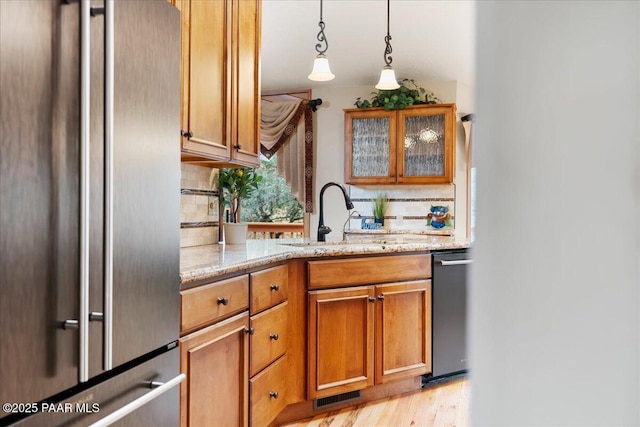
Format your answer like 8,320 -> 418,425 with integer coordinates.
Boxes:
308,0 -> 335,81
375,0 -> 400,90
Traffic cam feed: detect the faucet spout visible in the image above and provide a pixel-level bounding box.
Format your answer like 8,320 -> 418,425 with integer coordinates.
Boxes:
317,182 -> 354,242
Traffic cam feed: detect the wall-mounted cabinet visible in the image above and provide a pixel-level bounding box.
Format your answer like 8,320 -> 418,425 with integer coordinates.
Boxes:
178,0 -> 261,167
344,104 -> 456,184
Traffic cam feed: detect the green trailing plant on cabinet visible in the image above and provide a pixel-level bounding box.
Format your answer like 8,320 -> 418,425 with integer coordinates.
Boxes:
354,79 -> 441,111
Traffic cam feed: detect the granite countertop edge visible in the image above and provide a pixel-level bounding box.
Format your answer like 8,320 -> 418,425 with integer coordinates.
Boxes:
180,237 -> 471,285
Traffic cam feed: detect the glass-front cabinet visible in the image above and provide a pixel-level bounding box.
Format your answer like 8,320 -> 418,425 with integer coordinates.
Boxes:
344,104 -> 456,184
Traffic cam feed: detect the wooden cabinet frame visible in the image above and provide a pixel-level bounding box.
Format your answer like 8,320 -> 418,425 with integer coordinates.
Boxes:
344,104 -> 456,184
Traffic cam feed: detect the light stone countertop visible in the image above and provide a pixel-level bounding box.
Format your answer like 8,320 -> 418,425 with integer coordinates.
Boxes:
180,236 -> 471,286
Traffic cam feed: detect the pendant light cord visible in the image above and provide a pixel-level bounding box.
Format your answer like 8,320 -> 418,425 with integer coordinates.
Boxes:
383,0 -> 393,66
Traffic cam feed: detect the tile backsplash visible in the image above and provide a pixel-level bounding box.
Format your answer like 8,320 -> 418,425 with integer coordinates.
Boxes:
347,185 -> 455,233
180,164 -> 219,247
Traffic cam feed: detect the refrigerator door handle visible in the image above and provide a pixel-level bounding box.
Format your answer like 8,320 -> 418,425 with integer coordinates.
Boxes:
103,0 -> 114,372
87,373 -> 186,427
79,0 -> 91,384
439,259 -> 474,266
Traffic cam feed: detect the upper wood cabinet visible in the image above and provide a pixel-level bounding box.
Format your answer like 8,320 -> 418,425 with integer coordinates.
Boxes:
344,104 -> 456,184
179,0 -> 261,167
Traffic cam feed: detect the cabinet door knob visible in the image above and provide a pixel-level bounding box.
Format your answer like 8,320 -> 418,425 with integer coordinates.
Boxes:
269,333 -> 279,341
269,391 -> 279,399
217,297 -> 229,306
245,327 -> 255,335
377,294 -> 385,300
270,284 -> 280,291
368,296 -> 376,303
234,143 -> 242,150
180,129 -> 193,139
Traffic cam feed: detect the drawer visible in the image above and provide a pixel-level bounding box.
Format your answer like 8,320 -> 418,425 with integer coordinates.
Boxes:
250,354 -> 288,427
181,275 -> 249,334
250,301 -> 288,377
250,264 -> 288,314
307,253 -> 431,289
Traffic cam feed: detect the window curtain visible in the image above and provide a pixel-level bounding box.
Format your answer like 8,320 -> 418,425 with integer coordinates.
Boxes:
260,99 -> 314,213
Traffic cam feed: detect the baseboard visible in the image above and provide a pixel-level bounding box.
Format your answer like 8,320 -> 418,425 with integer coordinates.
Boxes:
271,376 -> 421,426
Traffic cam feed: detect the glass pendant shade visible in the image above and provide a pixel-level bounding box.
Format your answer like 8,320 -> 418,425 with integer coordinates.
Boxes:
375,65 -> 400,90
308,54 -> 335,81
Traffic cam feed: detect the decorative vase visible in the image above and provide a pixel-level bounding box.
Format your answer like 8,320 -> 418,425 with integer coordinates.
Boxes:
223,222 -> 248,245
374,217 -> 385,226
427,205 -> 451,229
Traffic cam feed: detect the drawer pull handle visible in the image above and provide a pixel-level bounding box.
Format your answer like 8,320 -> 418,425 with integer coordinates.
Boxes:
269,391 -> 279,399
368,297 -> 376,303
377,294 -> 385,300
217,297 -> 229,306
245,327 -> 255,335
269,333 -> 279,341
270,284 -> 280,291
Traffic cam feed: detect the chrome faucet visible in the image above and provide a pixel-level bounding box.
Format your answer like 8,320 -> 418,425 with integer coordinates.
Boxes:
343,210 -> 361,241
317,182 -> 354,242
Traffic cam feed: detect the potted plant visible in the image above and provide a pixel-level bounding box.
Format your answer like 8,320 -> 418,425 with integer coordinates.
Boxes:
218,167 -> 262,244
354,78 -> 441,111
372,193 -> 389,226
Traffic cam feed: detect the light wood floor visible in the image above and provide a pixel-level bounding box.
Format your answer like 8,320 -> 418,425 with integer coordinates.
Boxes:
279,377 -> 470,427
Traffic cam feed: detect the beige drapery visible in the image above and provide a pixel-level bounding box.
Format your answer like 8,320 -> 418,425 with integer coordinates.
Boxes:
260,99 -> 313,212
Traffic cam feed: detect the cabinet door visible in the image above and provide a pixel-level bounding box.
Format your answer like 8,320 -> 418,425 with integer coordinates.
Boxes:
180,312 -> 249,427
375,280 -> 432,384
397,105 -> 456,184
231,0 -> 261,167
308,286 -> 375,399
180,0 -> 232,160
344,109 -> 396,184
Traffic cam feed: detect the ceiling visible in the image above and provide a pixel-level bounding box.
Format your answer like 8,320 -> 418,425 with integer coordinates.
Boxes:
260,0 -> 476,92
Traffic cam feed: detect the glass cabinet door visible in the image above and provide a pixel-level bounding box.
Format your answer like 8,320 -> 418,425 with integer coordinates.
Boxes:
397,105 -> 455,184
345,110 -> 396,184
344,105 -> 456,185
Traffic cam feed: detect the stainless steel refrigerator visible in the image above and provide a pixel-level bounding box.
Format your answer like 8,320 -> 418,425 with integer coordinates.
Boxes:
0,0 -> 182,425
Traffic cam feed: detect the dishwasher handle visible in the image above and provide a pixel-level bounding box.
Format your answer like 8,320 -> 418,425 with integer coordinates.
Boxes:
438,259 -> 473,266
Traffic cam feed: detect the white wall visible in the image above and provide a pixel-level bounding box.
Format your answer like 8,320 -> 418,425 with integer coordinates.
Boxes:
310,80 -> 470,240
472,1 -> 640,425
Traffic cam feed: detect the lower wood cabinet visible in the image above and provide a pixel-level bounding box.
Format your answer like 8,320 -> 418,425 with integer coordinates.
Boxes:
250,354 -> 289,426
179,312 -> 250,427
178,254 -> 434,425
308,286 -> 375,399
249,301 -> 288,377
375,280 -> 432,384
308,280 -> 431,399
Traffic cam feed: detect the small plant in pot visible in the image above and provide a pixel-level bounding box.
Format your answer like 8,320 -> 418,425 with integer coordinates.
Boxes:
354,79 -> 441,111
372,193 -> 389,226
218,168 -> 262,243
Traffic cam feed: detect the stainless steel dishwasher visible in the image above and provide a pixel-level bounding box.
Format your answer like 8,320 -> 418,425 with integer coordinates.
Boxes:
426,249 -> 472,383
